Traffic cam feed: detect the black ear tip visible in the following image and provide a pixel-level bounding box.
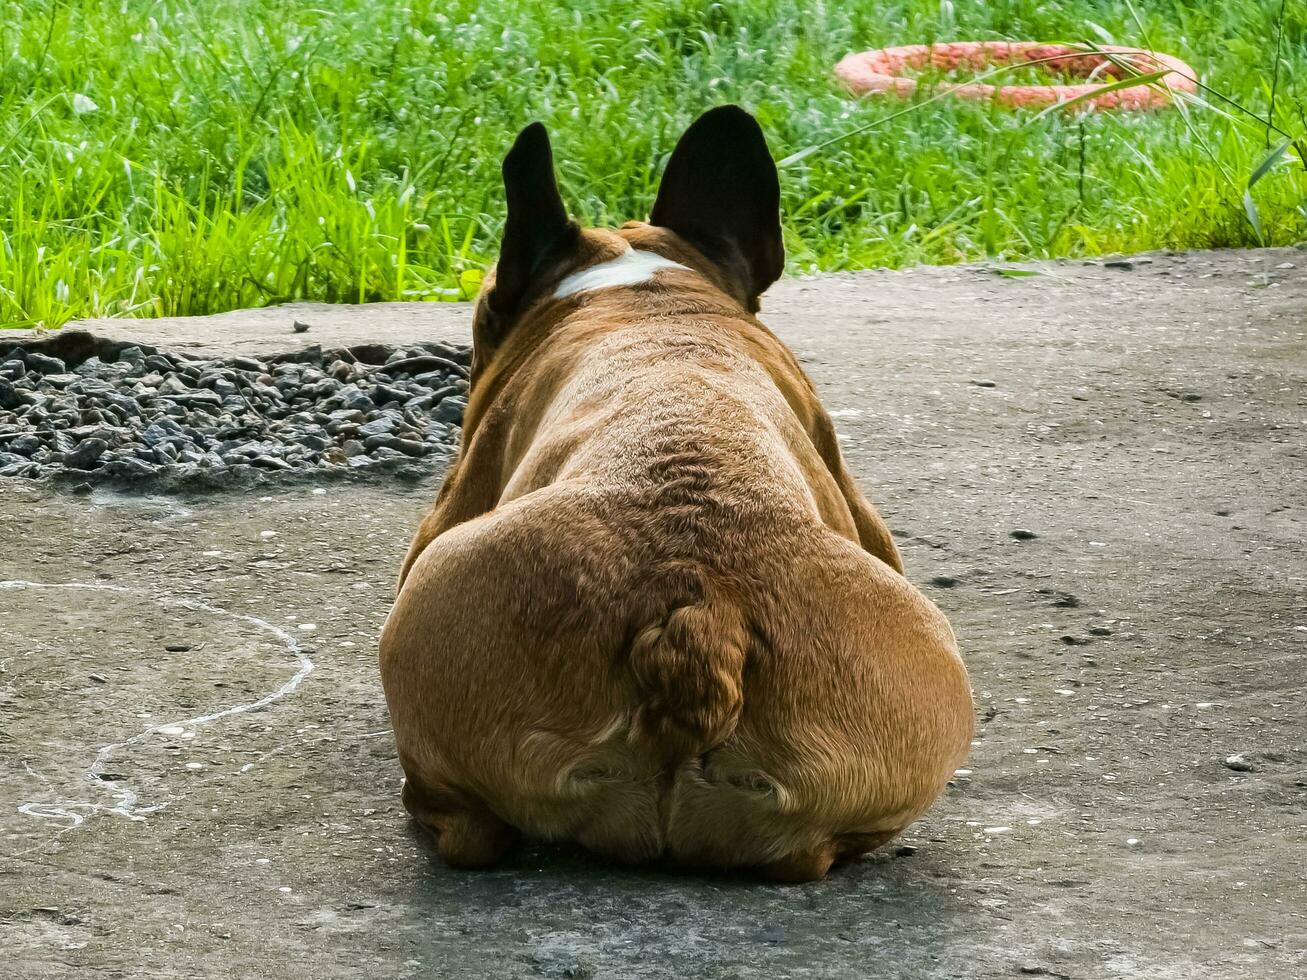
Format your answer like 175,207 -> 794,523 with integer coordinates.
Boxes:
674,107 -> 775,176
504,122 -> 552,177
515,121 -> 549,143
698,104 -> 754,122
687,105 -> 766,139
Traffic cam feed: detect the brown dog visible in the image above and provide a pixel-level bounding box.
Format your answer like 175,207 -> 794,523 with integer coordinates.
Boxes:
379,106 -> 973,881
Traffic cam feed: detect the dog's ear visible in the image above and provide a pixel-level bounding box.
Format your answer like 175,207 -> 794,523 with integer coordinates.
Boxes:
488,122 -> 578,318
650,105 -> 783,310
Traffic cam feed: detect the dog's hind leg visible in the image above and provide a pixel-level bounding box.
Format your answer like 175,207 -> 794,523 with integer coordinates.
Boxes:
760,829 -> 898,881
758,847 -> 837,884
401,774 -> 518,869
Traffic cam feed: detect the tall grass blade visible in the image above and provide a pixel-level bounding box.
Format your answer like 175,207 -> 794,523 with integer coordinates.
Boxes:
1031,70 -> 1172,120
1243,191 -> 1264,243
1248,138 -> 1293,189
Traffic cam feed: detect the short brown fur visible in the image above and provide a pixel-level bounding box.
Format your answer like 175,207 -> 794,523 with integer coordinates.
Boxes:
380,109 -> 973,881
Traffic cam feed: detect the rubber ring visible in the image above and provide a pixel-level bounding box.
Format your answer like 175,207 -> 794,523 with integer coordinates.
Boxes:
834,42 -> 1197,110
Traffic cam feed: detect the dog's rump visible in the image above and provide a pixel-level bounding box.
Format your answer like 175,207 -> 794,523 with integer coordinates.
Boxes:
384,485 -> 969,873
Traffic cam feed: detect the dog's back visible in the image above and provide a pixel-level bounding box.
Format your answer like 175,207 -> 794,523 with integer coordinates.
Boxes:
380,108 -> 973,880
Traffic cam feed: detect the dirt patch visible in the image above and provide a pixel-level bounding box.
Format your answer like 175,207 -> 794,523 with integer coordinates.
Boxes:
2,249 -> 1304,979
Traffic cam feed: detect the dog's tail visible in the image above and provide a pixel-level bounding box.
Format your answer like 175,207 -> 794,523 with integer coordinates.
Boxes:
629,584 -> 747,760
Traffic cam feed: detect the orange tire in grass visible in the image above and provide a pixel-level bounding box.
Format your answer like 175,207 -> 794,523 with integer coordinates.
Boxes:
834,42 -> 1197,111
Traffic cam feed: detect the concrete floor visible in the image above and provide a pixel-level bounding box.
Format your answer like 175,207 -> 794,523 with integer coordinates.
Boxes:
2,249 -> 1304,979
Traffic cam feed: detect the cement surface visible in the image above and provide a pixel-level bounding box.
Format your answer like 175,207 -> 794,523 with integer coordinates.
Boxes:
3,249 -> 1305,979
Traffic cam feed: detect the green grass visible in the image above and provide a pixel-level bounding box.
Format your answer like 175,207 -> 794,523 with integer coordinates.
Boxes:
2,0 -> 1305,328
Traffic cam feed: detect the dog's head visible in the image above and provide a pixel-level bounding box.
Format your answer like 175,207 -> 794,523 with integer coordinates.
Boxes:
470,105 -> 784,381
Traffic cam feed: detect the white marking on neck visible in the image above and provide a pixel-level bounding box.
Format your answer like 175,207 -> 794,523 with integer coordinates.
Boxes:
552,246 -> 690,299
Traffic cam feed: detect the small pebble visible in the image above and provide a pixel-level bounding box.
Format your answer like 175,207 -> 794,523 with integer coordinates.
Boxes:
1010,528 -> 1038,540
1224,754 -> 1255,772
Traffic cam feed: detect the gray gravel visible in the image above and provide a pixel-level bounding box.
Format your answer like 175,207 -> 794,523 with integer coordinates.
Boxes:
0,333 -> 469,487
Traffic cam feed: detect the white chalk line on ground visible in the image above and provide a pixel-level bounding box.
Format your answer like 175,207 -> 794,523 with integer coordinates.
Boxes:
1,579 -> 315,830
